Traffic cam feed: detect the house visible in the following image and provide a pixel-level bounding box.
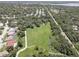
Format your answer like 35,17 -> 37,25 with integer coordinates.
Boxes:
8,31 -> 15,36
51,9 -> 59,14
8,28 -> 16,36
6,39 -> 16,47
73,25 -> 78,31
7,36 -> 14,40
7,27 -> 17,47
0,22 -> 3,27
8,28 -> 16,32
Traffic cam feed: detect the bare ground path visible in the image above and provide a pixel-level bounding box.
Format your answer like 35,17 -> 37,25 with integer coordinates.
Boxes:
16,31 -> 27,57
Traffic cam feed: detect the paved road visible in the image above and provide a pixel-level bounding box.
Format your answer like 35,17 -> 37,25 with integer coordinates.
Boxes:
16,31 -> 27,57
45,7 -> 79,55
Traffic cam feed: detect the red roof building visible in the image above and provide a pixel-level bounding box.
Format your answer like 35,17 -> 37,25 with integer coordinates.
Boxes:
6,39 -> 16,47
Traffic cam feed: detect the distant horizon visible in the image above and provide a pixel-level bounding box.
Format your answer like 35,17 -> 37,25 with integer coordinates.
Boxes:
0,1 -> 79,3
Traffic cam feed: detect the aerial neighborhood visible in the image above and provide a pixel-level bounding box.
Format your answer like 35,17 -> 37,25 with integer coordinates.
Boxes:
0,20 -> 17,56
0,1 -> 79,57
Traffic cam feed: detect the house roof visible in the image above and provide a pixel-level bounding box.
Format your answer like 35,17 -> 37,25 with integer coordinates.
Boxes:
7,36 -> 14,40
8,32 -> 15,36
8,28 -> 16,32
7,39 -> 16,47
0,23 -> 3,27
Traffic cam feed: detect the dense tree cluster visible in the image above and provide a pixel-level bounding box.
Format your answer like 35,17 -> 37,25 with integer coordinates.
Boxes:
46,5 -> 79,56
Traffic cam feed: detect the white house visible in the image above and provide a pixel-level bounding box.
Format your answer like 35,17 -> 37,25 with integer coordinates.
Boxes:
73,25 -> 78,31
0,22 -> 3,27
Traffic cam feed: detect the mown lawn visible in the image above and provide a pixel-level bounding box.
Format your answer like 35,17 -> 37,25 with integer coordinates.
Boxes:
27,22 -> 51,49
18,22 -> 52,57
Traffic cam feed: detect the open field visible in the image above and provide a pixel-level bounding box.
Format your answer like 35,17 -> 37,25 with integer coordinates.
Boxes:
27,22 -> 51,48
18,22 -> 52,57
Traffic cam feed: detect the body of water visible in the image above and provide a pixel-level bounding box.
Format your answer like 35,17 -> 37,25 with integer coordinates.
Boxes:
51,3 -> 79,6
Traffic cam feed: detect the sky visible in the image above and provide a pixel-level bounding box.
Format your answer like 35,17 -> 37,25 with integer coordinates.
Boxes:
0,0 -> 79,1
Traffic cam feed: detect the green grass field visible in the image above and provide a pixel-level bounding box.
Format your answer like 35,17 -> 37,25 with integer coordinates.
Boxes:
27,22 -> 51,48
18,22 -> 52,57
